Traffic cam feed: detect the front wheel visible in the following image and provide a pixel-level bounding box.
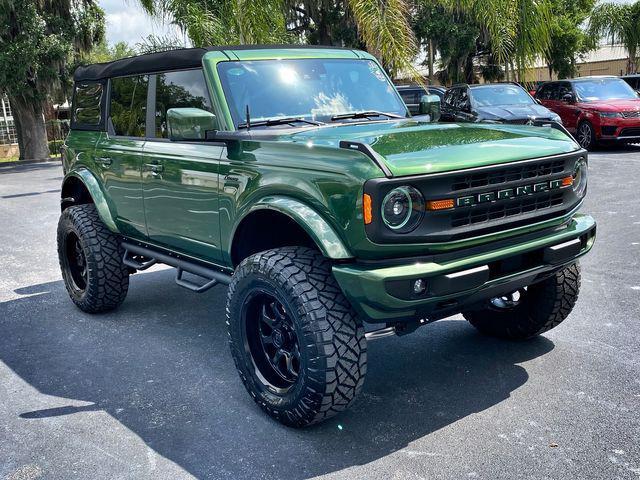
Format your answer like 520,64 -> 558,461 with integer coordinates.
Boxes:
226,247 -> 367,427
576,121 -> 596,150
463,263 -> 581,340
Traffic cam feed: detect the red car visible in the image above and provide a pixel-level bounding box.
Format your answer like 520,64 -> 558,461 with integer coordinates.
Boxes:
535,76 -> 640,150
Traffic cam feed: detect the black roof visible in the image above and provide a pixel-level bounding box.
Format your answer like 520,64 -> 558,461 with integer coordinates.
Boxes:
73,44 -> 352,82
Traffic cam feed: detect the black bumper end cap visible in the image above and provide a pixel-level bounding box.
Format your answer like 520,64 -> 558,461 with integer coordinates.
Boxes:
543,238 -> 582,264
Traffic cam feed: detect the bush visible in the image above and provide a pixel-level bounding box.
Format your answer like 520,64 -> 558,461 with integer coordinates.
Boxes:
48,139 -> 63,155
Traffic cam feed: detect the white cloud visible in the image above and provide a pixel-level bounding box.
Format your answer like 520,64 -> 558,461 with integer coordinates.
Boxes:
98,0 -> 184,47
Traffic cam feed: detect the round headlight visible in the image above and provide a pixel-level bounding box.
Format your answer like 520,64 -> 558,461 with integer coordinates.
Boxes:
381,186 -> 424,232
573,157 -> 588,197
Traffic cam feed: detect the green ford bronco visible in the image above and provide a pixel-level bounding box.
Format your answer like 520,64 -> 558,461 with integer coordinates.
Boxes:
59,46 -> 595,427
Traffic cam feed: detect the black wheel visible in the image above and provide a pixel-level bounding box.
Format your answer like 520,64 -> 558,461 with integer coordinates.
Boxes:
57,204 -> 129,313
576,121 -> 596,150
227,247 -> 367,427
463,263 -> 581,340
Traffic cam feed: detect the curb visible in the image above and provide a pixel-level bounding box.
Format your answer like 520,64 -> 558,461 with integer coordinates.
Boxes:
0,157 -> 62,168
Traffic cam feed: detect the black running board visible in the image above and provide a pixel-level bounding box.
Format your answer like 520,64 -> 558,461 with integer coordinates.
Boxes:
122,241 -> 232,293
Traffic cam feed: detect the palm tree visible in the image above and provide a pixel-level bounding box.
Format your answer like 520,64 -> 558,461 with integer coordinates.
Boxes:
139,0 -> 420,79
588,1 -> 640,74
441,0 -> 552,80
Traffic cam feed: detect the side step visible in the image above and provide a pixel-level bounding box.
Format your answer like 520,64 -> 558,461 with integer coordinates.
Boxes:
122,241 -> 232,293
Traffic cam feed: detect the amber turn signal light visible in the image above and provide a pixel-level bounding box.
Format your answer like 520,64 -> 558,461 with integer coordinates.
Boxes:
426,198 -> 454,211
561,176 -> 574,187
363,193 -> 373,224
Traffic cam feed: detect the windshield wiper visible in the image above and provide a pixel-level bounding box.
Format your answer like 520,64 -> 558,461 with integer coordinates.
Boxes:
330,110 -> 404,121
237,117 -> 324,129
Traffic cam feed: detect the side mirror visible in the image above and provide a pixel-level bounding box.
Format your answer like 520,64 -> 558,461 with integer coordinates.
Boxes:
418,94 -> 441,122
562,93 -> 575,104
166,107 -> 218,141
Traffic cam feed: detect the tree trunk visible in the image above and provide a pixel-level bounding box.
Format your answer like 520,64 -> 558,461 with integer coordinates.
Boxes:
428,39 -> 434,83
8,94 -> 49,161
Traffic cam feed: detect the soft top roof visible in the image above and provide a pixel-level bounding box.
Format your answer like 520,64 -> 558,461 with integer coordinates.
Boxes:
73,45 -> 354,82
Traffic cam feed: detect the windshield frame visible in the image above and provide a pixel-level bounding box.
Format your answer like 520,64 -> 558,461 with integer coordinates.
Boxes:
573,78 -> 640,103
470,84 -> 536,108
216,57 -> 409,130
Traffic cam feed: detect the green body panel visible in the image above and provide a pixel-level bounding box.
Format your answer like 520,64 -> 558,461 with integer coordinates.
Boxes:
65,167 -> 118,231
239,196 -> 353,260
332,214 -> 596,322
62,46 -> 597,323
141,140 -> 225,263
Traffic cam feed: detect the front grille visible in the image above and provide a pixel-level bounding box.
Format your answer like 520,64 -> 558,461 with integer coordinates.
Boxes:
620,127 -> 640,137
621,111 -> 640,119
364,152 -> 584,244
451,159 -> 565,191
451,192 -> 564,228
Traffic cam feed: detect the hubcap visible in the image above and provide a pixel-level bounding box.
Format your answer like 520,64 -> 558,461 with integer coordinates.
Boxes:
243,291 -> 301,391
65,232 -> 87,291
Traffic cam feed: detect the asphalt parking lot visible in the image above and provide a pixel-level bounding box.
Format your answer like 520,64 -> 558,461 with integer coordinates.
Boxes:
1,146 -> 639,480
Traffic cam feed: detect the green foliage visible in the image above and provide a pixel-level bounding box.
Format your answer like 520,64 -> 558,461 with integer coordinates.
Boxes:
82,40 -> 137,64
0,0 -> 105,102
140,0 -> 292,46
543,0 -> 595,79
589,0 -> 640,74
413,2 -> 480,83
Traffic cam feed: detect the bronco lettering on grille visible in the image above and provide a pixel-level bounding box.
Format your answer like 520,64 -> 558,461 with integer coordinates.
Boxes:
455,178 -> 567,208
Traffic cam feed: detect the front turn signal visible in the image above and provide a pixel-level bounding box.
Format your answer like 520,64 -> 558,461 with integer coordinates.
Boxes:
363,193 -> 373,224
561,176 -> 574,187
426,198 -> 455,211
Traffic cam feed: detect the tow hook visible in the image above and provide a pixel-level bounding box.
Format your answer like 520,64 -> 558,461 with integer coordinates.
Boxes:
364,318 -> 429,341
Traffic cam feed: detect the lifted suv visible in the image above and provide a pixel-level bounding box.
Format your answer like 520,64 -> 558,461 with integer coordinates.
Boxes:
59,46 -> 596,427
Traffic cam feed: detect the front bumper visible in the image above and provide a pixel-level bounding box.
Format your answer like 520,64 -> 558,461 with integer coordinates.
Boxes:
333,214 -> 596,323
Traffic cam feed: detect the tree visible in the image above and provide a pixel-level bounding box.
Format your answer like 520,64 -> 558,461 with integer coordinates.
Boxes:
588,1 -> 640,74
544,0 -> 596,79
82,40 -> 137,64
0,0 -> 105,161
139,0 -> 420,79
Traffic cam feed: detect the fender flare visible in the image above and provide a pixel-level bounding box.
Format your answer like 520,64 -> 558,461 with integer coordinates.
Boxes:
63,169 -> 118,232
237,196 -> 353,260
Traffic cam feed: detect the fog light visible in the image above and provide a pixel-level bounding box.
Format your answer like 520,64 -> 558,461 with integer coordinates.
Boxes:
413,278 -> 427,295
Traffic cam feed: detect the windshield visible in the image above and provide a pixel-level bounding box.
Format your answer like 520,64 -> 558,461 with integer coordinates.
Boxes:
472,85 -> 534,107
217,59 -> 407,127
574,78 -> 639,102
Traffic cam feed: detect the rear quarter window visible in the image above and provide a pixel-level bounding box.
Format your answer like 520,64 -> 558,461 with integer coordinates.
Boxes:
72,82 -> 104,129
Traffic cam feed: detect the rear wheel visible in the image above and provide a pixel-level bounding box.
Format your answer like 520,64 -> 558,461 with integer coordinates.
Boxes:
576,121 -> 596,150
57,204 -> 129,313
226,247 -> 367,427
463,263 -> 581,340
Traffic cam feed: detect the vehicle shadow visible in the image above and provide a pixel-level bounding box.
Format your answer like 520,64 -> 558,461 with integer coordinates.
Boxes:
0,269 -> 554,479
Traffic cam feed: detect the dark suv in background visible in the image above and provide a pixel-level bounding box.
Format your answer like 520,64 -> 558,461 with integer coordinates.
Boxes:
396,84 -> 445,114
536,76 -> 640,149
441,83 -> 561,124
622,74 -> 640,92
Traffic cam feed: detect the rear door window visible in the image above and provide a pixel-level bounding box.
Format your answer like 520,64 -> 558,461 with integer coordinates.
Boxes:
72,82 -> 104,129
109,75 -> 149,137
154,69 -> 212,138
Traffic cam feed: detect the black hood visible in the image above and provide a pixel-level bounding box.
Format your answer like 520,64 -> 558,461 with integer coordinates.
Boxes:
476,104 -> 557,122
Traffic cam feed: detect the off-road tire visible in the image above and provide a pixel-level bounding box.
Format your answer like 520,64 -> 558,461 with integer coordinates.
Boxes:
226,247 -> 367,427
463,263 -> 581,340
57,204 -> 129,313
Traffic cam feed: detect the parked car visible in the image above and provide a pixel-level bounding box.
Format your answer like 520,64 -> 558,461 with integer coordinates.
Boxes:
621,74 -> 640,92
440,83 -> 561,125
59,46 -> 595,427
535,76 -> 640,150
396,84 -> 446,114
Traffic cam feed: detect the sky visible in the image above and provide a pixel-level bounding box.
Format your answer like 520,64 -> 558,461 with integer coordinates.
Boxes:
99,0 -> 182,47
